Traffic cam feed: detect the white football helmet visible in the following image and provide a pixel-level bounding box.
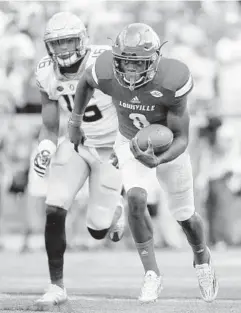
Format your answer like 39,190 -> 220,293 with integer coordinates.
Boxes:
44,12 -> 88,67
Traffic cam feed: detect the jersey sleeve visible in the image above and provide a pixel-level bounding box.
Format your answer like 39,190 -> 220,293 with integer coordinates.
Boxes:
174,69 -> 193,99
35,56 -> 53,94
93,50 -> 114,82
90,50 -> 114,95
160,58 -> 193,102
86,45 -> 112,85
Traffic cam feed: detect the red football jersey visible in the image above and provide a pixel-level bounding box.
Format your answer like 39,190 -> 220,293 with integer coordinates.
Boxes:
93,50 -> 193,139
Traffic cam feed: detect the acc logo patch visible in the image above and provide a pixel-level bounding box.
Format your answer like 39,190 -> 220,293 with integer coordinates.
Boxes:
150,90 -> 163,97
57,86 -> 64,92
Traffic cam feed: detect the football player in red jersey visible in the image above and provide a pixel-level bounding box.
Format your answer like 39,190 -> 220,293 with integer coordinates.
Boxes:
68,23 -> 218,303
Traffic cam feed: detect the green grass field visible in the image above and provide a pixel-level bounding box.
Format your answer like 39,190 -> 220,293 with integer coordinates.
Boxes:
0,248 -> 241,312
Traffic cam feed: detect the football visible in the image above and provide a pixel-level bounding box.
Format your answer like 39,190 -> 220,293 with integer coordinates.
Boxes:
135,124 -> 173,154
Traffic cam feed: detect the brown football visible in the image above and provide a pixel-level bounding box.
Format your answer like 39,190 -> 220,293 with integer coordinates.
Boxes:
135,124 -> 173,154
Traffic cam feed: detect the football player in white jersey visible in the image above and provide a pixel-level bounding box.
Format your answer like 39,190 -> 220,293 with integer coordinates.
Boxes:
32,12 -> 125,307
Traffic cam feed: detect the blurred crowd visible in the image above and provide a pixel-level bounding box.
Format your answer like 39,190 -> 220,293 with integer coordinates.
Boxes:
1,0 -> 241,252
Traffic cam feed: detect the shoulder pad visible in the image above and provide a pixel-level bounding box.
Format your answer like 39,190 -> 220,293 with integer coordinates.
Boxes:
157,58 -> 193,98
94,50 -> 113,81
35,56 -> 53,93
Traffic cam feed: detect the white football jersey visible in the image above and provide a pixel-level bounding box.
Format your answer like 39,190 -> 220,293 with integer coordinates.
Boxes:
35,45 -> 118,147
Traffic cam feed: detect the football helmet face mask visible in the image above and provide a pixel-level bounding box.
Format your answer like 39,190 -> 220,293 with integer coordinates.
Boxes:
112,23 -> 161,90
44,12 -> 88,67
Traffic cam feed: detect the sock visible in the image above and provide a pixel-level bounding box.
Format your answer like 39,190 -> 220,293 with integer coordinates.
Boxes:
135,238 -> 160,276
45,206 -> 67,288
178,212 -> 210,265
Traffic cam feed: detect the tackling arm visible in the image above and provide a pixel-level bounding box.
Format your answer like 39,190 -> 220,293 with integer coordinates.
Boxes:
157,97 -> 189,164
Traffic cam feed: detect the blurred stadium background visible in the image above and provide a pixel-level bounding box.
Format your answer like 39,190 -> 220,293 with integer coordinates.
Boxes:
1,0 -> 241,253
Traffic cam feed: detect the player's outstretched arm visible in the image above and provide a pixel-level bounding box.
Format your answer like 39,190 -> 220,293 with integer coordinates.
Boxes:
157,97 -> 189,164
68,65 -> 99,146
34,91 -> 59,177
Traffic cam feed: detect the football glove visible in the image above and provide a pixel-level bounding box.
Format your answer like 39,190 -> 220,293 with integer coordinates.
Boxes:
34,140 -> 56,178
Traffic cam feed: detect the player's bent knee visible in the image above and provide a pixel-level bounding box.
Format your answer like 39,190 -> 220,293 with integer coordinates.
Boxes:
168,188 -> 195,222
87,227 -> 109,240
86,205 -> 114,231
127,187 -> 147,216
127,187 -> 147,204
